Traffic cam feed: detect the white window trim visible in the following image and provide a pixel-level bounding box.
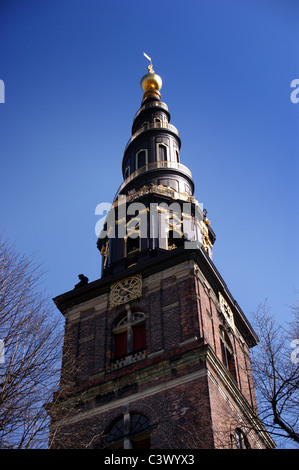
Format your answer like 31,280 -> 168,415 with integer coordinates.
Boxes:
156,142 -> 169,162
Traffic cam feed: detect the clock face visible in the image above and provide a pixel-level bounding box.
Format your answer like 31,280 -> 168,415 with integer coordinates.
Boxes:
110,275 -> 142,308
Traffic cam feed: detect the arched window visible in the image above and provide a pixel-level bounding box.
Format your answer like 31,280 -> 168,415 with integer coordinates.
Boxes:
107,417 -> 125,444
106,413 -> 150,449
125,234 -> 140,258
232,428 -> 251,449
157,143 -> 168,162
136,149 -> 148,170
166,210 -> 183,250
219,326 -> 236,380
125,217 -> 141,258
113,310 -> 146,359
167,227 -> 183,250
125,166 -> 130,179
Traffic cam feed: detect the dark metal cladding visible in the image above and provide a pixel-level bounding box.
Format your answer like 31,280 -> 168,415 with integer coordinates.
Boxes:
97,66 -> 214,279
120,93 -> 193,199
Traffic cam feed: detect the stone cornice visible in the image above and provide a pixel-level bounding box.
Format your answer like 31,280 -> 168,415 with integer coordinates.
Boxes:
53,246 -> 258,347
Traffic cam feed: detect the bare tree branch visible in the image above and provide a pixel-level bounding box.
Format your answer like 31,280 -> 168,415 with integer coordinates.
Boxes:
0,236 -> 64,448
250,299 -> 299,448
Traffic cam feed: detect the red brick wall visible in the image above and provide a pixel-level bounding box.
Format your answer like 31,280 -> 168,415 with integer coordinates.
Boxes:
51,374 -> 215,449
52,261 -> 264,449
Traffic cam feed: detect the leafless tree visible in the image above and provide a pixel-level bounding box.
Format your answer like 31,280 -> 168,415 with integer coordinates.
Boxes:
0,237 -> 64,448
250,299 -> 299,448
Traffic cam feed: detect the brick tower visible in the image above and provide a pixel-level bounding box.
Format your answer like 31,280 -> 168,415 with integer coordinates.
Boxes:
50,58 -> 275,450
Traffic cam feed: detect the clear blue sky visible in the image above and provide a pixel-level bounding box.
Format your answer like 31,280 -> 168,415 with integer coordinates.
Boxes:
0,0 -> 298,329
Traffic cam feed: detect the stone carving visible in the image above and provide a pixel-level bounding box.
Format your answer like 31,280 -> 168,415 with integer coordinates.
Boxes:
219,292 -> 235,332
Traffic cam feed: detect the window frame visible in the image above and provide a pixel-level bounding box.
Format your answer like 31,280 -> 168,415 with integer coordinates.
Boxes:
113,311 -> 146,359
136,149 -> 148,171
125,166 -> 130,179
106,413 -> 150,449
156,142 -> 169,162
219,326 -> 237,380
232,428 -> 251,449
124,233 -> 141,258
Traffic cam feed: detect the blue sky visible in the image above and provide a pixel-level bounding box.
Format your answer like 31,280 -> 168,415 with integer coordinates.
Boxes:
0,0 -> 298,329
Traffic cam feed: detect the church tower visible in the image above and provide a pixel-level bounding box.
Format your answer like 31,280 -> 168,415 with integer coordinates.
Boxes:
50,59 -> 275,449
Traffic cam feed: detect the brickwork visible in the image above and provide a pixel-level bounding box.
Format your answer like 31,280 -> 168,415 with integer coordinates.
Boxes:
51,366 -> 214,449
50,258 -> 274,449
207,364 -> 263,449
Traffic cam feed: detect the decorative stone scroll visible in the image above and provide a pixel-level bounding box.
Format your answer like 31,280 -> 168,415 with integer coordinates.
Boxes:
219,292 -> 235,332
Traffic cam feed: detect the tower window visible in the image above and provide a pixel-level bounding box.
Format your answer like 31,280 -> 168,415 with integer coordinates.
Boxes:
125,216 -> 141,258
125,235 -> 140,257
167,228 -> 183,250
158,143 -> 168,162
107,417 -> 125,444
106,413 -> 150,449
232,428 -> 251,449
114,330 -> 128,358
166,211 -> 183,250
125,166 -> 130,179
113,311 -> 146,360
219,326 -> 236,380
136,149 -> 148,170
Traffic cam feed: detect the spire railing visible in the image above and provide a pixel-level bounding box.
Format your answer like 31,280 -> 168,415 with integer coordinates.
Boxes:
114,160 -> 193,201
124,121 -> 179,153
133,100 -> 169,121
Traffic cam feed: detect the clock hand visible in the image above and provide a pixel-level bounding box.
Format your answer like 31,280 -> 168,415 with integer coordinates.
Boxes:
120,286 -> 132,294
